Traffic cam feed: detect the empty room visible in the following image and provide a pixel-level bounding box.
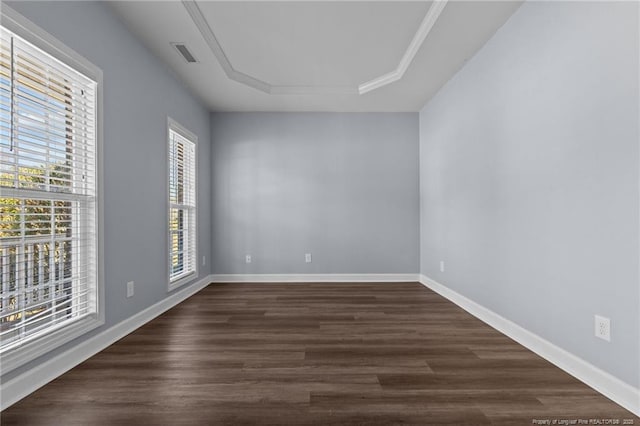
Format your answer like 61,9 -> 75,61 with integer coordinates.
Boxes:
0,0 -> 638,424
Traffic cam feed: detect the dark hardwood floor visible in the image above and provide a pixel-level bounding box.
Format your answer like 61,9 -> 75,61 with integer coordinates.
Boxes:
2,282 -> 637,425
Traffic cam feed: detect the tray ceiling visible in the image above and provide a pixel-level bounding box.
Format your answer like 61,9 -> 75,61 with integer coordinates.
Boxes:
110,1 -> 523,111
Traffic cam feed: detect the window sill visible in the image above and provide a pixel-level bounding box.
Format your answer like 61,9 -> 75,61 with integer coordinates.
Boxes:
168,271 -> 197,292
0,315 -> 104,375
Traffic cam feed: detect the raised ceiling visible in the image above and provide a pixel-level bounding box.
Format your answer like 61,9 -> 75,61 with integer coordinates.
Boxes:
189,1 -> 432,92
110,1 -> 523,112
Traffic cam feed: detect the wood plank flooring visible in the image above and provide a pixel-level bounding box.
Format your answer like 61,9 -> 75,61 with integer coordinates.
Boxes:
2,282 -> 637,425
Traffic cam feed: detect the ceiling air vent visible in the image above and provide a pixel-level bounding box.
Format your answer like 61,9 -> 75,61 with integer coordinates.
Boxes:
171,43 -> 198,63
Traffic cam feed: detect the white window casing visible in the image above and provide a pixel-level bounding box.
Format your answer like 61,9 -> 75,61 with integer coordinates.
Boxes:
0,6 -> 103,374
167,118 -> 197,291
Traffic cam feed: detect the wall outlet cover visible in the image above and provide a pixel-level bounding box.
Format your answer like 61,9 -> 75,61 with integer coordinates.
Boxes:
126,281 -> 134,298
594,315 -> 610,342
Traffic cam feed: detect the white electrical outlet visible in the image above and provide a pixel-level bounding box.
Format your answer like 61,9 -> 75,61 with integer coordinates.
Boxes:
439,260 -> 445,272
594,315 -> 610,342
305,253 -> 312,263
202,256 -> 206,266
126,281 -> 134,298
245,254 -> 252,264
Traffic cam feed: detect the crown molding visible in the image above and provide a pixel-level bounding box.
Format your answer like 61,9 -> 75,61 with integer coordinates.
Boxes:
358,0 -> 448,94
182,0 -> 271,93
182,0 -> 447,96
269,85 -> 359,95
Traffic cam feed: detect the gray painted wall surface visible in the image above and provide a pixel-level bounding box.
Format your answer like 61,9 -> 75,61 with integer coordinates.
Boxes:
3,1 -> 211,382
210,112 -> 419,274
419,1 -> 639,387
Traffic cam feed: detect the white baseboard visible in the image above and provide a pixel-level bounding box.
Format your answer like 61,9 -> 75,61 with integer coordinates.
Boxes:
210,273 -> 420,283
1,274 -> 212,411
419,274 -> 640,417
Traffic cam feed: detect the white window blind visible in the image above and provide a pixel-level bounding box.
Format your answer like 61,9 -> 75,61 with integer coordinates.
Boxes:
168,124 -> 196,285
0,26 -> 98,353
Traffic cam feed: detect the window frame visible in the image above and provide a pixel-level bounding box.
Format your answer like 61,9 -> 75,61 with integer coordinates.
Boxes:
167,117 -> 197,292
0,5 -> 104,374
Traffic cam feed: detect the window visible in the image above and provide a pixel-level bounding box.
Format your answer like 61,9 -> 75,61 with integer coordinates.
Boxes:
168,119 -> 196,290
0,11 -> 102,372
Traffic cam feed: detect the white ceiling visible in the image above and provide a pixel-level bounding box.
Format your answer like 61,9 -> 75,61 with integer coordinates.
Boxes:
110,1 -> 523,112
199,2 -> 430,88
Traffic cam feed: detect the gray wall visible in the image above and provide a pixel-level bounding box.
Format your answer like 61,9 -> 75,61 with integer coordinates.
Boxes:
210,112 -> 419,274
3,1 -> 211,381
419,1 -> 639,387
